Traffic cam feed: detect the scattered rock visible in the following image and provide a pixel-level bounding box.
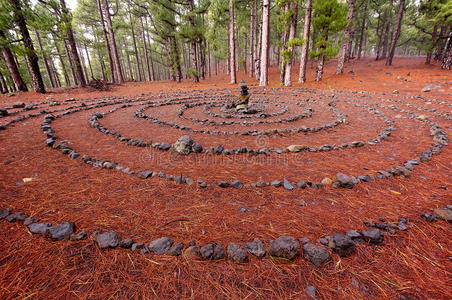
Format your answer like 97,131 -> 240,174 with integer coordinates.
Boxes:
421,86 -> 431,92
158,142 -> 170,150
231,180 -> 243,189
346,230 -> 362,240
268,236 -> 300,260
227,243 -> 249,263
303,243 -> 331,267
392,90 -> 399,94
23,216 -> 40,226
283,178 -> 294,190
28,222 -> 52,234
46,222 -> 75,241
421,213 -> 436,222
148,237 -> 173,254
287,145 -> 308,152
95,232 -> 120,249
183,245 -> 200,259
6,212 -> 27,222
271,180 -> 281,187
167,243 -> 184,256
321,177 -> 332,185
297,181 -> 308,188
172,135 -> 194,155
215,144 -> 224,154
0,109 -> 8,116
361,229 -> 384,244
433,207 -> 452,222
13,102 -> 25,108
218,181 -> 229,188
331,233 -> 356,257
131,242 -> 144,252
70,230 -> 87,241
119,238 -> 134,249
245,238 -> 266,258
138,171 -> 153,179
192,142 -> 203,153
200,243 -> 225,260
0,208 -> 11,219
299,237 -> 310,245
334,173 -> 355,189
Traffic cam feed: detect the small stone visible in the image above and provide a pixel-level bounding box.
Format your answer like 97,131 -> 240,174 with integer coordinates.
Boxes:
172,135 -> 194,155
23,216 -> 40,226
303,243 -> 331,267
119,238 -> 134,249
28,222 -> 52,234
335,173 -> 355,189
297,181 -> 308,188
299,237 -> 310,245
433,207 -> 452,222
392,90 -> 399,94
231,180 -> 242,189
215,144 -> 224,154
0,208 -> 11,219
421,213 -> 435,222
183,245 -> 200,259
398,222 -> 408,231
218,181 -> 229,188
46,222 -> 75,241
361,229 -> 384,244
95,232 -> 120,249
70,230 -> 87,241
245,238 -> 266,258
192,142 -> 203,153
167,243 -> 184,256
140,248 -> 148,254
158,142 -> 170,150
227,243 -> 249,263
138,171 -> 153,179
0,108 -> 8,116
287,145 -> 308,152
271,180 -> 281,187
331,233 -> 356,257
131,242 -> 144,252
6,212 -> 27,222
268,236 -> 300,260
13,102 -> 25,108
319,237 -> 329,246
421,86 -> 431,92
346,230 -> 362,240
148,237 -> 173,254
321,177 -> 332,185
306,285 -> 317,298
283,178 -> 294,190
200,243 -> 225,260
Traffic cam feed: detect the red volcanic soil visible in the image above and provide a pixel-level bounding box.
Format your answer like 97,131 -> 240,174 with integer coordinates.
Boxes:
0,57 -> 451,299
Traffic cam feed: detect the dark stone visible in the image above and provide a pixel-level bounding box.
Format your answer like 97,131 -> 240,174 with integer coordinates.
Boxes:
335,173 -> 354,189
183,245 -> 200,259
13,102 -> 25,108
70,230 -> 87,241
244,238 -> 266,258
23,217 -> 40,226
28,222 -> 52,234
283,178 -> 294,190
119,238 -> 134,249
227,243 -> 249,263
95,232 -> 120,249
175,176 -> 184,184
0,208 -> 11,219
148,237 -> 173,254
70,151 -> 80,159
421,213 -> 435,222
231,180 -> 243,189
167,243 -> 184,256
303,243 -> 331,267
138,171 -> 153,179
218,181 -> 229,188
331,233 -> 356,257
271,180 -> 281,187
346,230 -> 362,240
6,212 -> 27,222
299,237 -> 310,245
361,229 -> 384,243
0,109 -> 8,116
159,142 -> 170,150
215,144 -> 224,154
192,142 -> 203,153
297,181 -> 308,188
131,242 -> 144,252
268,236 -> 300,260
46,222 -> 75,241
200,243 -> 225,260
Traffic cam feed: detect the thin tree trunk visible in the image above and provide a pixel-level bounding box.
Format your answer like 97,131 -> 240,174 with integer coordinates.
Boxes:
139,16 -> 151,81
0,70 -> 8,93
60,0 -> 86,87
375,12 -> 382,60
84,43 -> 94,80
53,34 -> 70,86
259,0 -> 270,86
426,24 -> 439,64
249,0 -> 256,77
299,0 -> 312,83
284,2 -> 298,86
255,0 -> 263,81
63,39 -> 77,85
92,32 -> 107,81
35,30 -> 55,88
381,0 -> 394,60
316,33 -> 328,81
279,3 -> 290,83
102,0 -> 123,83
336,0 -> 356,74
386,0 -> 406,66
228,0 -> 236,84
0,30 -> 27,91
10,0 -> 45,93
357,1 -> 368,60
346,2 -> 358,61
188,0 -> 199,82
128,12 -> 141,81
97,0 -> 114,82
441,32 -> 452,70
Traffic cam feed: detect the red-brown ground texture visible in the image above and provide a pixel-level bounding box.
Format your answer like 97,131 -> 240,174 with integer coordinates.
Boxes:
0,57 -> 451,299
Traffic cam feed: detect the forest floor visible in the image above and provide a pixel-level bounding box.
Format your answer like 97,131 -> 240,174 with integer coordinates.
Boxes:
0,56 -> 451,299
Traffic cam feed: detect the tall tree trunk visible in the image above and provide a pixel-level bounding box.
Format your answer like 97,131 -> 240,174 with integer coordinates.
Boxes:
49,57 -> 61,87
375,12 -> 382,60
441,32 -> 452,70
336,0 -> 356,74
144,17 -> 155,81
129,12 -> 141,81
434,26 -> 448,61
35,30 -> 55,88
60,0 -> 86,87
346,1 -> 358,62
139,16 -> 151,81
78,45 -> 88,82
0,30 -> 27,91
63,39 -> 77,85
426,24 -> 439,65
381,0 -> 394,60
386,0 -> 406,66
259,0 -> 270,86
228,0 -> 236,84
0,70 -> 8,93
357,1 -> 368,60
249,0 -> 256,77
255,0 -> 263,81
10,0 -> 45,93
169,36 -> 182,82
279,3 -> 290,83
84,44 -> 94,80
97,0 -> 114,82
122,37 -> 132,80
53,34 -> 70,86
316,33 -> 328,81
284,1 -> 298,87
298,0 -> 312,83
102,0 -> 123,83
188,0 -> 199,82
92,32 -> 107,81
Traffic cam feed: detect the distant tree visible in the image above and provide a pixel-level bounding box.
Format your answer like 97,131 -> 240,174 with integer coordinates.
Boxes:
228,0 -> 236,84
259,0 -> 270,86
386,0 -> 406,66
336,0 -> 356,74
298,0 -> 313,83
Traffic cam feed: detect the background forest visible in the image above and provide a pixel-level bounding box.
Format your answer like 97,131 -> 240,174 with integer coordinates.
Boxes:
0,0 -> 451,94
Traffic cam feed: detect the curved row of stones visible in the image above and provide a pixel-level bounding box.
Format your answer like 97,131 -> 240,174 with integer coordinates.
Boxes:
2,205 -> 449,265
202,98 -> 289,119
36,89 -> 447,190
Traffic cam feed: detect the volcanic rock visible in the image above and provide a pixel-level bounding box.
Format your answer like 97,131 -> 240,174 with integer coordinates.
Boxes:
268,236 -> 300,260
245,238 -> 266,258
28,222 -> 52,234
227,243 -> 249,263
302,243 -> 331,267
46,222 -> 75,241
148,237 -> 173,254
95,232 -> 120,249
